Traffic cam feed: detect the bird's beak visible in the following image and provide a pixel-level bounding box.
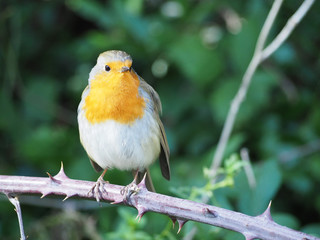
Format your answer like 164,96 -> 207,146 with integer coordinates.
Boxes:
120,66 -> 130,73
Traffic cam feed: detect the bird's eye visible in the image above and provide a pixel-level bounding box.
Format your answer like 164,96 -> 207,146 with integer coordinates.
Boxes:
105,65 -> 111,72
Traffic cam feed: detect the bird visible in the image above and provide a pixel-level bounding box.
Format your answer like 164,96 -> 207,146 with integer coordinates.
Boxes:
77,50 -> 170,201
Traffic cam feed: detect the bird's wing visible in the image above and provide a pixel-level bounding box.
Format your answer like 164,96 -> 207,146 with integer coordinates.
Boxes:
139,78 -> 171,180
89,157 -> 103,172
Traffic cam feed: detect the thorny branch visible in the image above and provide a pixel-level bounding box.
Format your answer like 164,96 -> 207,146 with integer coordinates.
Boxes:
0,165 -> 319,240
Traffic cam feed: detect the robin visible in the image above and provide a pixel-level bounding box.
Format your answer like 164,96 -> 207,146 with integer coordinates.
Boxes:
77,50 -> 170,201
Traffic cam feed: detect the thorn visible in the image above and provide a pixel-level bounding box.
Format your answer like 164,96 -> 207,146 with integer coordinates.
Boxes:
260,201 -> 273,220
40,192 -> 49,199
137,172 -> 147,189
46,172 -> 54,180
54,162 -> 69,180
46,172 -> 61,184
62,193 -> 75,202
177,219 -> 187,234
135,214 -> 143,222
203,207 -> 218,218
135,206 -> 147,222
169,216 -> 177,229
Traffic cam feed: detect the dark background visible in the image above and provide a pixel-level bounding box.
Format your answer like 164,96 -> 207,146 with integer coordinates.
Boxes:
1,0 -> 320,239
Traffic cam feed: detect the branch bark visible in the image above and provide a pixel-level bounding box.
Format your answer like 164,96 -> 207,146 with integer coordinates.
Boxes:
0,167 -> 318,240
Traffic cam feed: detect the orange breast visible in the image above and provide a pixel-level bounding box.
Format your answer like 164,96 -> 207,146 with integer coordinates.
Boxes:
83,70 -> 146,124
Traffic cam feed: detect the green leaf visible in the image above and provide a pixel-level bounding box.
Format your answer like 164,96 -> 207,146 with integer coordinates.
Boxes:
301,224 -> 320,237
22,76 -> 60,123
273,213 -> 300,229
66,0 -> 114,28
18,125 -> 75,169
210,70 -> 278,125
0,92 -> 18,132
210,77 -> 238,124
167,34 -> 222,86
236,159 -> 282,215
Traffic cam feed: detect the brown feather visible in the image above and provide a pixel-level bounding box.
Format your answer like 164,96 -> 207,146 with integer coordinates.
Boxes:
89,157 -> 103,172
139,77 -> 171,180
158,118 -> 170,180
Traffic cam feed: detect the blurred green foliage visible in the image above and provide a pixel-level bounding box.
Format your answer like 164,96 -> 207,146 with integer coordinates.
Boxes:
1,0 -> 320,239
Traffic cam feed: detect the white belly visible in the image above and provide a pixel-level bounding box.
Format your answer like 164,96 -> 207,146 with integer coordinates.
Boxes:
77,108 -> 161,171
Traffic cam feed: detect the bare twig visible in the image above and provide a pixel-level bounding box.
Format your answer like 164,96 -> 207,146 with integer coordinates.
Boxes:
210,0 -> 314,177
255,0 -> 283,54
210,0 -> 283,176
0,168 -> 318,240
240,148 -> 256,189
261,0 -> 315,61
8,195 -> 26,240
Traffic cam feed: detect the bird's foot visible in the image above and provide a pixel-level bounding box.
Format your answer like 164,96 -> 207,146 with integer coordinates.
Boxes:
88,175 -> 109,202
120,179 -> 140,199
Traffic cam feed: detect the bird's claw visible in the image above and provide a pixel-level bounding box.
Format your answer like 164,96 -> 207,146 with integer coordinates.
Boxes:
88,177 -> 109,202
120,181 -> 140,200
